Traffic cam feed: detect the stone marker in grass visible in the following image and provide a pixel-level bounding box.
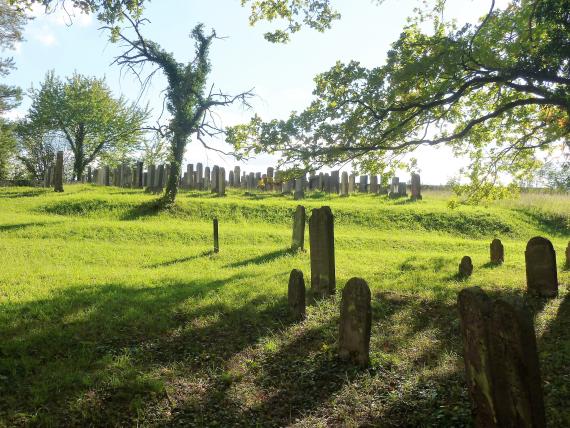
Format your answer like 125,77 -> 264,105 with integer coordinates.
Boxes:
370,175 -> 379,194
459,256 -> 473,278
340,172 -> 349,197
204,167 -> 211,190
294,177 -> 305,200
410,173 -> 422,200
218,167 -> 226,196
309,206 -> 335,298
458,287 -> 546,428
54,151 -> 64,192
213,218 -> 219,253
525,236 -> 558,297
359,175 -> 368,193
339,277 -> 371,366
566,242 -> 570,267
490,238 -> 504,264
211,165 -> 219,193
288,269 -> 306,320
348,174 -> 355,193
291,205 -> 306,251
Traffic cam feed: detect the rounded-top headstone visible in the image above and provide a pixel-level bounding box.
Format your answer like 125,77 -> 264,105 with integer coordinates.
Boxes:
339,278 -> 372,367
288,269 -> 306,321
490,238 -> 504,264
459,256 -> 473,278
525,236 -> 558,297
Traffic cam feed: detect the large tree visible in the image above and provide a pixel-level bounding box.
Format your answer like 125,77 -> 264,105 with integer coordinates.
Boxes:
104,14 -> 252,205
27,71 -> 148,180
227,0 -> 570,201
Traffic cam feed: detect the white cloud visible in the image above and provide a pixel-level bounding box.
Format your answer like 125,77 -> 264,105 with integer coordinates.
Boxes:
2,108 -> 26,121
32,26 -> 57,46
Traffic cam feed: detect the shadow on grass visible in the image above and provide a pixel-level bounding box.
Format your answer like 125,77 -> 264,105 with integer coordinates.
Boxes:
120,200 -> 164,220
0,188 -> 49,198
146,250 -> 215,268
515,207 -> 570,236
225,248 -> 295,268
481,261 -> 503,269
0,221 -> 59,232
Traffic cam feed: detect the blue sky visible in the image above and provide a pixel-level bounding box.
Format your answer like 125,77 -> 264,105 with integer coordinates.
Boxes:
4,0 -> 505,183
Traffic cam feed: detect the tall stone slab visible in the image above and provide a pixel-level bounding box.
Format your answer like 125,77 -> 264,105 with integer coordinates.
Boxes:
266,167 -> 274,191
339,278 -> 371,366
318,172 -> 324,191
104,166 -> 111,186
490,239 -> 504,264
309,206 -> 335,298
359,175 -> 368,193
136,162 -> 144,188
294,177 -> 305,200
398,182 -> 407,197
525,236 -> 558,297
566,242 -> 570,267
389,177 -> 399,198
156,164 -> 165,189
211,165 -> 220,193
288,269 -> 306,321
204,167 -> 211,190
53,151 -> 64,192
248,172 -> 255,191
340,172 -> 349,197
291,205 -> 306,251
410,173 -> 422,200
330,170 -> 340,194
458,287 -> 546,428
370,175 -> 379,194
348,174 -> 355,193
148,165 -> 156,189
234,166 -> 241,187
228,170 -> 234,187
186,164 -> 194,189
218,167 -> 226,196
196,162 -> 204,189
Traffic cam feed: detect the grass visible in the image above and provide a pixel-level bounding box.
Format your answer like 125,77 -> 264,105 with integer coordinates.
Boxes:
0,184 -> 568,427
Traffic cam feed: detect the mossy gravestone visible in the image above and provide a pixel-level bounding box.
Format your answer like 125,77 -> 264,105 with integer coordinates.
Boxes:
525,236 -> 558,297
339,278 -> 371,366
291,205 -> 306,251
458,287 -> 545,428
490,238 -> 504,264
459,256 -> 473,278
53,151 -> 64,192
309,206 -> 336,298
288,269 -> 306,320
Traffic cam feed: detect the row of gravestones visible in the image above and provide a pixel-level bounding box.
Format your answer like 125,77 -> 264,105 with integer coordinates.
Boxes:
42,153 -> 421,200
286,205 -> 569,426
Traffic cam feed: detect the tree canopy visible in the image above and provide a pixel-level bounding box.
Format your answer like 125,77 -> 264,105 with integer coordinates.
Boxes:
227,0 -> 570,201
27,71 -> 148,180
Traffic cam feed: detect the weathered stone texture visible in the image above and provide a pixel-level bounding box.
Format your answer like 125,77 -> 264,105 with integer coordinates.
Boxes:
338,278 -> 371,366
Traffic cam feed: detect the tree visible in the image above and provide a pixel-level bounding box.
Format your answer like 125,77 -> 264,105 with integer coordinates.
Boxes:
104,14 -> 252,205
27,71 -> 148,180
14,120 -> 58,179
538,156 -> 570,191
227,0 -> 570,202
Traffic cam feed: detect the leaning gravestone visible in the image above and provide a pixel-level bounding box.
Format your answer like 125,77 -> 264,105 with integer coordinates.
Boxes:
490,238 -> 504,264
459,256 -> 473,278
309,206 -> 336,298
525,236 -> 558,297
339,277 -> 372,366
458,287 -> 546,428
54,151 -> 64,192
291,205 -> 306,251
288,269 -> 306,321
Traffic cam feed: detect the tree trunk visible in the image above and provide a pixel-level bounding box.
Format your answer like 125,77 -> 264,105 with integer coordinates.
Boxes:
73,125 -> 86,181
162,133 -> 189,205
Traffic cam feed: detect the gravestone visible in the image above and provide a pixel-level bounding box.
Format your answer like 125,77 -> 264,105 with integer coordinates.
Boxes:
459,256 -> 473,278
458,287 -> 546,428
410,173 -> 422,200
525,236 -> 558,297
340,172 -> 349,197
196,163 -> 204,189
389,177 -> 399,198
87,167 -> 92,183
370,175 -> 379,194
136,162 -> 144,188
204,167 -> 211,190
148,165 -> 156,189
359,175 -> 368,193
348,174 -> 356,193
339,277 -> 371,366
143,172 -> 148,187
156,164 -> 165,190
104,166 -> 111,186
309,206 -> 336,298
248,172 -> 255,191
566,242 -> 570,267
229,170 -> 234,187
288,269 -> 306,321
213,218 -> 219,253
218,167 -> 226,196
398,182 -> 407,197
234,166 -> 241,187
267,167 -> 274,191
211,165 -> 219,193
331,170 -> 340,194
54,151 -> 64,192
490,238 -> 504,264
291,205 -> 306,251
187,164 -> 194,188
294,178 -> 305,200
324,173 -> 331,193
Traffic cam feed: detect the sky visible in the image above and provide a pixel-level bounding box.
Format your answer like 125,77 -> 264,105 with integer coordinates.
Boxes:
3,0 -> 510,184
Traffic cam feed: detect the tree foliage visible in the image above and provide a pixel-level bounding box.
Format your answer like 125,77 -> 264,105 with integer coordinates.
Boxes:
27,71 -> 148,180
228,0 -> 570,202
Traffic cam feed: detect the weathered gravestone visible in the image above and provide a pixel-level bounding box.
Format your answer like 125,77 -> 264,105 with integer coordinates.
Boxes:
196,163 -> 204,189
340,172 -> 349,197
228,170 -> 234,187
397,182 -> 407,197
204,167 -> 211,190
309,206 -> 336,298
359,175 -> 368,193
458,287 -> 546,428
525,236 -> 558,297
234,166 -> 241,187
213,218 -> 219,253
459,256 -> 473,278
288,269 -> 306,321
54,151 -> 64,192
370,175 -> 379,194
156,164 -> 165,190
147,165 -> 156,190
410,173 -> 422,200
291,205 -> 306,251
338,277 -> 371,366
218,167 -> 226,196
294,178 -> 305,200
331,170 -> 340,194
490,238 -> 504,264
389,177 -> 400,198
136,162 -> 144,188
211,165 -> 219,193
348,174 -> 355,193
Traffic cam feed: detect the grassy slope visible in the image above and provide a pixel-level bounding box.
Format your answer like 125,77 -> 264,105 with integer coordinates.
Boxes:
0,185 -> 569,427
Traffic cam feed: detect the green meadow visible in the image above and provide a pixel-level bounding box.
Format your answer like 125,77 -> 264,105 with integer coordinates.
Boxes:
0,185 -> 568,427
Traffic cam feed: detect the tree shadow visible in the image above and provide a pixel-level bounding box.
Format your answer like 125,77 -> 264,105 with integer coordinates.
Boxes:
0,222 -> 59,232
120,199 -> 164,220
0,188 -> 49,198
145,250 -> 215,268
481,261 -> 502,269
225,248 -> 295,268
514,208 -> 570,236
